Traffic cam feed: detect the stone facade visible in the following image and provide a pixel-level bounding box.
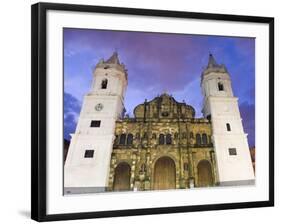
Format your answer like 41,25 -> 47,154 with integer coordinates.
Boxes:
108,93 -> 218,191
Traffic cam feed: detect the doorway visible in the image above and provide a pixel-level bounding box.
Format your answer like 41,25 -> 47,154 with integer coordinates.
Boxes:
153,156 -> 176,190
113,162 -> 131,191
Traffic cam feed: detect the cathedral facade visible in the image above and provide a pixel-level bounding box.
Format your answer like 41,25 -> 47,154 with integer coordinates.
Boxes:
64,52 -> 255,194
109,94 -> 216,191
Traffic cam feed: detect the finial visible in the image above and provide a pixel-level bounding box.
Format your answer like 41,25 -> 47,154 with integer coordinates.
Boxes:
105,51 -> 121,64
207,53 -> 218,68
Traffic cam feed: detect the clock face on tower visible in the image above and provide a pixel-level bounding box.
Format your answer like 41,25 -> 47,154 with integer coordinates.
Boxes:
95,103 -> 104,111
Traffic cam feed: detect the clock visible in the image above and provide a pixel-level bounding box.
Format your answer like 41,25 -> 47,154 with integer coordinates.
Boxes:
95,103 -> 104,111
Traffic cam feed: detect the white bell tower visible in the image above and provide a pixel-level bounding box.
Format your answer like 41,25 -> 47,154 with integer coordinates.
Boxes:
64,52 -> 128,194
201,54 -> 255,186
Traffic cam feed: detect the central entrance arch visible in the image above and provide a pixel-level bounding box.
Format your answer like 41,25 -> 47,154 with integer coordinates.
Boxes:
153,156 -> 176,190
113,162 -> 131,191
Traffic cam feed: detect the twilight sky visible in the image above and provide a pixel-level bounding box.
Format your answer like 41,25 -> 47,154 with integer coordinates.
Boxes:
63,28 -> 255,147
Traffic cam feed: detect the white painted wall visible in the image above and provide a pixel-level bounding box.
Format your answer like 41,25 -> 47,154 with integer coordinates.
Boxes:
202,69 -> 255,185
64,58 -> 127,190
202,72 -> 233,99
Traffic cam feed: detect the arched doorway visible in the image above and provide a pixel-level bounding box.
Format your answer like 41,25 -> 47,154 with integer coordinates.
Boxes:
113,162 -> 131,191
197,160 -> 213,187
153,156 -> 176,190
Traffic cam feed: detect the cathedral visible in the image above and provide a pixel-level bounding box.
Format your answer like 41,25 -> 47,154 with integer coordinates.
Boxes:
64,52 -> 255,194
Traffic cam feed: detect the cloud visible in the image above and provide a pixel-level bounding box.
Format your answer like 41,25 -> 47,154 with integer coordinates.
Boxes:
63,28 -> 255,146
239,102 -> 255,147
173,78 -> 202,117
64,92 -> 81,140
64,49 -> 77,58
64,28 -> 208,93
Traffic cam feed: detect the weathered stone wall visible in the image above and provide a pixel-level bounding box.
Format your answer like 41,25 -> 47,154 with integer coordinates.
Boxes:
108,94 -> 218,191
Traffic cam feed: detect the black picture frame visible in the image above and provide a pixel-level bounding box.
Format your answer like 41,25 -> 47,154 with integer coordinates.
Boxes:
31,2 -> 274,222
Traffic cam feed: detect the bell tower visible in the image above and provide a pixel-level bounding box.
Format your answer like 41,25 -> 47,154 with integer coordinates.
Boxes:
64,52 -> 128,194
201,54 -> 255,186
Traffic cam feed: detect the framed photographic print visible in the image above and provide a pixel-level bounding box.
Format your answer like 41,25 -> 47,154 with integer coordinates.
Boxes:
31,2 -> 274,222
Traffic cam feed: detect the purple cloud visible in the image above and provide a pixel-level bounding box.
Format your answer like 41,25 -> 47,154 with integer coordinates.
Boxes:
63,28 -> 255,146
239,102 -> 255,148
64,92 -> 81,140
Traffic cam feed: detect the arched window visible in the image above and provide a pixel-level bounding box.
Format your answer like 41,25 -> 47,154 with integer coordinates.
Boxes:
119,134 -> 126,145
126,133 -> 133,145
196,133 -> 201,145
159,134 -> 165,145
101,79 -> 108,89
218,82 -> 224,91
166,134 -> 172,145
182,132 -> 187,139
226,123 -> 231,131
202,133 -> 208,145
190,132 -> 194,139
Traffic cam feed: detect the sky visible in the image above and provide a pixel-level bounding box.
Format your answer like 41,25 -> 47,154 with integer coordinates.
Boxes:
63,28 -> 255,148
